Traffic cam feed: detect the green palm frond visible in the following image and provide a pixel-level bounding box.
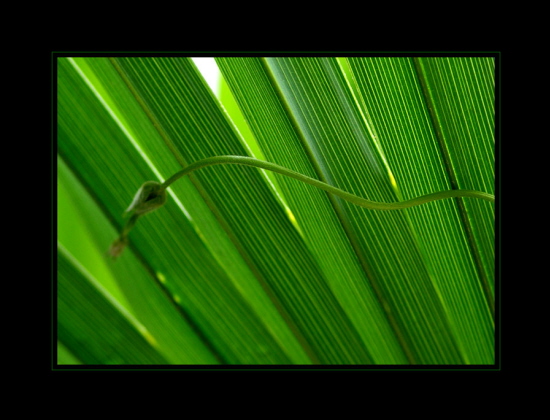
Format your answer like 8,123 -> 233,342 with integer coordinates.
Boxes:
56,55 -> 496,366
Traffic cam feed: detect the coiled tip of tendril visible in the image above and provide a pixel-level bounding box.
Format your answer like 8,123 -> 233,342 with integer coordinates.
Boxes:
124,181 -> 167,217
108,182 -> 167,260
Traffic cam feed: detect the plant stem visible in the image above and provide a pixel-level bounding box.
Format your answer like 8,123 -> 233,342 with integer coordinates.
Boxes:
160,155 -> 494,210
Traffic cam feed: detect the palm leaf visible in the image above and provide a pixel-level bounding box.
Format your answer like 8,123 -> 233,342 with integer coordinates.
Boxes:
56,55 -> 496,365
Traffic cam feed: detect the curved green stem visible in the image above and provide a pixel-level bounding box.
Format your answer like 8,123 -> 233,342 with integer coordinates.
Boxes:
160,155 -> 494,210
110,155 -> 494,258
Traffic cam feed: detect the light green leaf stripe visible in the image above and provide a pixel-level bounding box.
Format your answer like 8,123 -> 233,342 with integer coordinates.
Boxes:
57,341 -> 82,364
